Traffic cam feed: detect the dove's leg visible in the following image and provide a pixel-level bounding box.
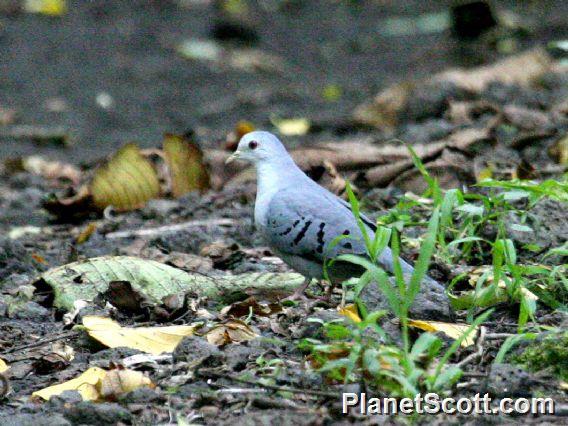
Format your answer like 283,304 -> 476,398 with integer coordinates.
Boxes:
285,277 -> 313,301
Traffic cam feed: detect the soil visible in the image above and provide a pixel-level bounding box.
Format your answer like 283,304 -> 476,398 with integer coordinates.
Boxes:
0,1 -> 567,425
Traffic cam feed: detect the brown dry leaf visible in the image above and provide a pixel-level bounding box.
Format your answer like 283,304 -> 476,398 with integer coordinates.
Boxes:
445,100 -> 499,125
391,149 -> 473,192
96,368 -> 154,401
163,133 -> 210,197
200,241 -> 243,269
22,156 -> 81,185
32,342 -> 75,375
353,82 -> 413,129
355,49 -> 554,129
90,143 -> 160,212
502,105 -> 552,131
204,319 -> 258,346
0,107 -> 17,126
42,185 -> 96,220
408,320 -> 478,347
304,160 -> 349,196
220,297 -> 282,318
439,48 -> 553,93
101,281 -> 150,315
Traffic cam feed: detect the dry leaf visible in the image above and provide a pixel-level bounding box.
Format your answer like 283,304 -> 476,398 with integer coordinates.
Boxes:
20,156 -> 81,185
42,185 -> 96,220
96,368 -> 154,400
90,143 -> 160,212
271,117 -> 310,136
408,319 -> 477,347
163,133 -> 210,197
32,367 -> 106,401
220,297 -> 282,318
204,319 -> 258,346
24,0 -> 67,16
82,316 -> 197,355
76,222 -> 97,244
338,304 -> 361,323
439,48 -> 553,93
355,49 -> 554,129
225,120 -> 255,151
548,134 -> 568,165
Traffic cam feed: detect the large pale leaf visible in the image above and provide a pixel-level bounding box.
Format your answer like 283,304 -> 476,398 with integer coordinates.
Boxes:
82,316 -> 196,355
408,319 -> 478,347
32,366 -> 153,401
90,144 -> 160,211
32,367 -> 106,401
163,133 -> 210,197
35,256 -> 304,311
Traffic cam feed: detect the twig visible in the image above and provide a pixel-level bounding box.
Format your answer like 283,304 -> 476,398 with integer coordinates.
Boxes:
198,369 -> 337,398
0,125 -> 70,146
0,374 -> 9,398
105,218 -> 238,239
485,333 -> 516,341
457,326 -> 487,368
0,331 -> 79,355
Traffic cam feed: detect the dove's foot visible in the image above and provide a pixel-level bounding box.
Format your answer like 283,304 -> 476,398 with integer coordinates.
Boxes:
283,278 -> 312,301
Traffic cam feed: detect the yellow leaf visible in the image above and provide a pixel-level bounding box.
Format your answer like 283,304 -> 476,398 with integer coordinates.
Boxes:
476,166 -> 493,182
205,320 -> 258,346
338,304 -> 361,323
25,0 -> 67,16
322,84 -> 342,102
32,367 -> 106,401
560,381 -> 568,391
408,319 -> 478,347
271,117 -> 310,136
82,316 -> 197,355
234,120 -> 255,139
163,133 -> 210,198
0,359 -> 8,373
90,143 -> 160,212
76,222 -> 97,244
96,369 -> 154,400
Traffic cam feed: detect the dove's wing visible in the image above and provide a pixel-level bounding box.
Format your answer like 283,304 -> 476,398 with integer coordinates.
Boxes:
264,186 -> 410,279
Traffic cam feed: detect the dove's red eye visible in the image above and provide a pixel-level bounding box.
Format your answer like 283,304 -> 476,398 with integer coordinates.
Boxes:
248,140 -> 258,150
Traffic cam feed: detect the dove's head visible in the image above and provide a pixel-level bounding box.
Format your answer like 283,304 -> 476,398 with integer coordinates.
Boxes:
226,131 -> 290,165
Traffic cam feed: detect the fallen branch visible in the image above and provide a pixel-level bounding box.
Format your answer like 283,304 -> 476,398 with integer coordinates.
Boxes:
0,331 -> 79,356
198,369 -> 337,398
105,218 -> 238,239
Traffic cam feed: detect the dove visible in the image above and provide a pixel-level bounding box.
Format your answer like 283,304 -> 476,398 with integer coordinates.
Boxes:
226,131 -> 446,303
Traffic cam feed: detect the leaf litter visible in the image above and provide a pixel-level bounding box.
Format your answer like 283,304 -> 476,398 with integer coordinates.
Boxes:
1,46 -> 567,423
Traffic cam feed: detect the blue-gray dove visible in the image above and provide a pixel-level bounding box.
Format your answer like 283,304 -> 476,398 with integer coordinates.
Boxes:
227,131 -> 450,314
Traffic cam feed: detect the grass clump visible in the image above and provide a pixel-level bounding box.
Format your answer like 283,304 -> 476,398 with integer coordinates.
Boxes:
512,330 -> 568,381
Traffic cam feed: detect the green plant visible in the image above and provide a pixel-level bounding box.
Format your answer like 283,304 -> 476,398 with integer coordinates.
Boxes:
301,183 -> 488,397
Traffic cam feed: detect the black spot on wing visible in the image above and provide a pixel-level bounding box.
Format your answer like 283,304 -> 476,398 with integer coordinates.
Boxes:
337,202 -> 377,232
343,230 -> 350,235
292,220 -> 312,245
343,242 -> 352,249
316,223 -> 326,253
279,227 -> 293,236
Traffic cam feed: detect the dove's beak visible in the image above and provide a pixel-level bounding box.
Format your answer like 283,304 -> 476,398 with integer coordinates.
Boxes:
225,151 -> 240,164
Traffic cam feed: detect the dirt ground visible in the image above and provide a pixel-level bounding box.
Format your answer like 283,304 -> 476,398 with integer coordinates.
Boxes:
0,1 -> 567,425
